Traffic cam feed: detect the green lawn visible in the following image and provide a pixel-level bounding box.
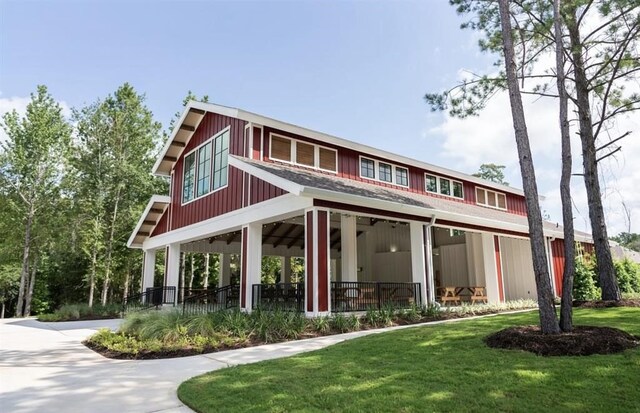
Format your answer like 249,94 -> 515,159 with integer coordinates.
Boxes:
178,308 -> 640,413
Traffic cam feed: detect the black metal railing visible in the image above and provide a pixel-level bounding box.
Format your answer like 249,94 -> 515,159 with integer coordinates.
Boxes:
331,281 -> 421,312
182,284 -> 240,315
252,283 -> 305,312
123,286 -> 177,312
178,287 -> 211,304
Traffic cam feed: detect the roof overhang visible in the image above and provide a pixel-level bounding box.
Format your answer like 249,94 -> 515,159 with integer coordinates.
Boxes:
229,156 -> 590,243
153,100 -> 525,197
127,195 -> 171,249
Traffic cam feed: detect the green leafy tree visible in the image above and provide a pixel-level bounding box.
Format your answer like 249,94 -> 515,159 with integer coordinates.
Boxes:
0,263 -> 20,318
0,85 -> 72,317
72,83 -> 165,305
427,0 -> 638,302
472,163 -> 509,185
611,232 -> 640,252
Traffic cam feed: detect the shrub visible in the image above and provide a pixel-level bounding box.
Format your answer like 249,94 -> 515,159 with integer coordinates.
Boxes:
38,303 -> 121,322
615,258 -> 640,294
573,257 -> 600,300
310,316 -> 331,333
421,303 -> 442,319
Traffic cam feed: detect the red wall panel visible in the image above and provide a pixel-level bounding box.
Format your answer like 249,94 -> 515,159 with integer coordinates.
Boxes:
551,239 -> 565,296
151,211 -> 169,237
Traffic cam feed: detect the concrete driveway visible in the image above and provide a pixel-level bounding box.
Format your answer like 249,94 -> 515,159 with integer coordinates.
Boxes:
0,316 -> 396,413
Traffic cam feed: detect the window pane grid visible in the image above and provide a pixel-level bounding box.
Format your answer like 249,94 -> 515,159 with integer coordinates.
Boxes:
361,158 -> 375,179
396,167 -> 408,186
183,153 -> 196,203
379,163 -> 392,182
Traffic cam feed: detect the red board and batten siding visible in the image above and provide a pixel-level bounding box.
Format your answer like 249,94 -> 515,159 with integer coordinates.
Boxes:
168,113 -> 286,231
550,239 -> 595,296
151,212 -> 169,237
305,212 -> 314,312
260,125 -> 527,216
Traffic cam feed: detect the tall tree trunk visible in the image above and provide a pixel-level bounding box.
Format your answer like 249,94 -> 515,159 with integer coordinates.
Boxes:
101,187 -> 121,305
179,252 -> 186,302
189,254 -> 195,290
566,5 -> 620,301
24,254 -> 38,316
203,253 -> 210,289
89,242 -> 98,307
16,208 -> 34,317
554,0 -> 576,332
123,264 -> 130,302
498,0 -> 560,333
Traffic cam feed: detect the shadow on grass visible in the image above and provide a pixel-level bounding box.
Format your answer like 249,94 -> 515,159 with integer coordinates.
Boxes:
179,308 -> 640,413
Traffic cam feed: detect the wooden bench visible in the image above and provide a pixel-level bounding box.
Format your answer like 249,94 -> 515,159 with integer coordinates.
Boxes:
438,287 -> 462,305
468,286 -> 488,304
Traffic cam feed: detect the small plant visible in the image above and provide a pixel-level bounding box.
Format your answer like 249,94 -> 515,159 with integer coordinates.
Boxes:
574,257 -> 600,300
310,315 -> 331,333
330,313 -> 349,333
364,308 -> 381,327
421,303 -> 442,319
399,305 -> 421,322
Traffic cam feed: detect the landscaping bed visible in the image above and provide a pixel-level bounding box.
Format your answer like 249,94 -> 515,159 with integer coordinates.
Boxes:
485,325 -> 639,356
84,300 -> 538,359
573,298 -> 640,308
38,303 -> 122,322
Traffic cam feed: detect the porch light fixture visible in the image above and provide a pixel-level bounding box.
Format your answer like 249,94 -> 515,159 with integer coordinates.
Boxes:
390,244 -> 398,252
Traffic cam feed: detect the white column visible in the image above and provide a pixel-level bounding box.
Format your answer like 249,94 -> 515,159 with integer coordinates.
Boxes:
545,237 -> 557,296
425,225 -> 436,304
340,214 -> 358,282
410,221 -> 428,307
481,233 -> 502,303
219,253 -> 231,287
141,250 -> 156,303
241,222 -> 262,312
165,243 -> 181,305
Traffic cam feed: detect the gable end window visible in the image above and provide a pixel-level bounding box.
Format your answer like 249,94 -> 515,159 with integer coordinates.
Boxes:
476,187 -> 507,210
269,134 -> 337,172
182,127 -> 231,204
425,174 -> 464,200
359,157 -> 409,187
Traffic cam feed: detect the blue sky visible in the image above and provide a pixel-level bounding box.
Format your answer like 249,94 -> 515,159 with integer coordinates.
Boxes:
1,0 -> 638,234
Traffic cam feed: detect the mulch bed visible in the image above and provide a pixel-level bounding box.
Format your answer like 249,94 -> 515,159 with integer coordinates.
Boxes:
485,325 -> 640,356
573,299 -> 640,308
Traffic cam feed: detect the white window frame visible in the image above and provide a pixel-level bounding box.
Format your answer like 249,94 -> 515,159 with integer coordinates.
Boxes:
424,173 -> 464,200
475,187 -> 508,210
268,132 -> 338,173
359,156 -> 410,188
181,126 -> 231,206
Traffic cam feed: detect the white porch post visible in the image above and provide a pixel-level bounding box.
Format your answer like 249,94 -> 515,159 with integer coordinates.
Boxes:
481,233 -> 503,303
340,214 -> 358,282
219,253 -> 231,288
424,225 -> 436,304
240,222 -> 262,312
305,208 -> 331,317
141,249 -> 156,303
165,243 -> 181,305
545,237 -> 557,296
410,221 -> 428,307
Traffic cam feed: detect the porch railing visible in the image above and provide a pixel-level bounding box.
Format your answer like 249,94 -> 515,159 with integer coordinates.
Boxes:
123,286 -> 177,312
331,281 -> 421,312
182,284 -> 240,315
252,283 -> 305,312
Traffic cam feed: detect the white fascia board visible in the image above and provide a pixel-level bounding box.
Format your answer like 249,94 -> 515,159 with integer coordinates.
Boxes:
142,194 -> 312,250
228,156 -> 304,195
128,195 -> 171,249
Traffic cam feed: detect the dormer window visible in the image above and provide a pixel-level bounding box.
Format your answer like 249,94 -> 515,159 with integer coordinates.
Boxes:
425,174 -> 464,199
269,133 -> 337,172
476,187 -> 507,210
359,156 -> 409,187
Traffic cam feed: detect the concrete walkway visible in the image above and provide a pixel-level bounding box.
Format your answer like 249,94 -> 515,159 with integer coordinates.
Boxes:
0,309 -> 536,413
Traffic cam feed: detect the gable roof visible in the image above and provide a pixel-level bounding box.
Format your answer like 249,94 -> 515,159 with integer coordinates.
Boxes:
127,195 -> 171,248
153,101 -> 524,197
229,155 -> 591,243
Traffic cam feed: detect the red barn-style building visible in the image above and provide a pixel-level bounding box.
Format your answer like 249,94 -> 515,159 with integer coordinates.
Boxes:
128,101 -> 591,316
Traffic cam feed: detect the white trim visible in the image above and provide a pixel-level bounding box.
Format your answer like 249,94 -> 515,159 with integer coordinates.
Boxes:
127,195 -> 171,248
475,186 -> 508,211
181,125 -> 231,205
154,101 -> 525,196
425,173 -> 464,200
142,194 -> 312,250
359,155 -> 410,188
268,132 -> 338,174
497,236 -> 506,302
152,107 -> 206,176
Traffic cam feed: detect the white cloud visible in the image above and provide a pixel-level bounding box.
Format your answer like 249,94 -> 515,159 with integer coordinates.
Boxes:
430,87 -> 640,236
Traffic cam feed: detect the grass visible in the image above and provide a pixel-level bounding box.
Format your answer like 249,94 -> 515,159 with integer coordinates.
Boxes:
178,307 -> 640,413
